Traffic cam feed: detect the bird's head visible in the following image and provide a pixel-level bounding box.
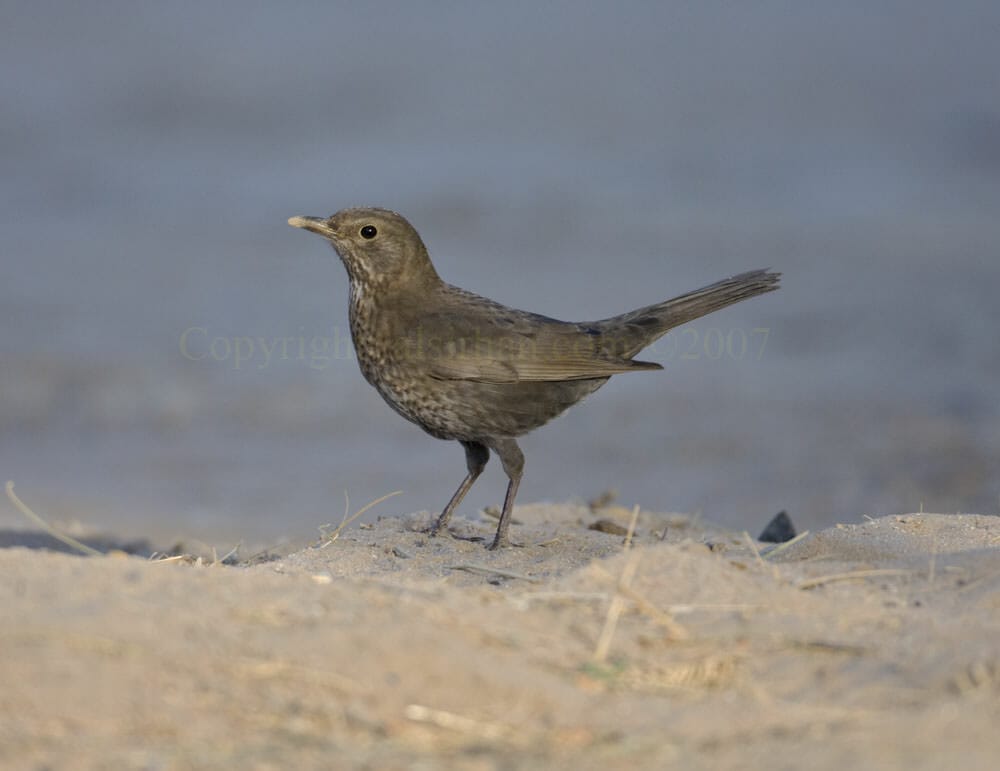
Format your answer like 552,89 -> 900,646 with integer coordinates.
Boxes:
288,207 -> 439,289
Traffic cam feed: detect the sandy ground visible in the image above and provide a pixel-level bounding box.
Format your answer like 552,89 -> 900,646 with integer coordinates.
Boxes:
2,502 -> 1000,770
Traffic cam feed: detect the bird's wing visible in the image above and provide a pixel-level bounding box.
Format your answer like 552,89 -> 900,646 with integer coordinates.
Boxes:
402,306 -> 662,384
428,351 -> 661,383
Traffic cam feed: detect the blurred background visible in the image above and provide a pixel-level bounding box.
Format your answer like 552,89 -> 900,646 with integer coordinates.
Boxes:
2,1 -> 998,546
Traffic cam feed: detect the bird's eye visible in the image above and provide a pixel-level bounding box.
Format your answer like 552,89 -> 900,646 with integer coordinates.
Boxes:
360,225 -> 377,239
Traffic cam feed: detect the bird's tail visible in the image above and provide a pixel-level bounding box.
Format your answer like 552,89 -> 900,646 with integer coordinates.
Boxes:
593,269 -> 780,359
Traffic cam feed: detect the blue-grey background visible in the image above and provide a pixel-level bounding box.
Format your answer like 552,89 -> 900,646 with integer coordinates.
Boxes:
3,1 -> 998,545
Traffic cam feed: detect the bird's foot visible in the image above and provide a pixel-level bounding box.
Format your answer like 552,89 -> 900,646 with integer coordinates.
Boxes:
428,521 -> 485,542
427,523 -> 451,539
428,513 -> 453,538
486,535 -> 522,550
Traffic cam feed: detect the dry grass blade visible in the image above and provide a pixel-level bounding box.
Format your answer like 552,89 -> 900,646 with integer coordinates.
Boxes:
743,531 -> 766,568
665,603 -> 764,615
591,563 -> 689,641
761,529 -> 811,560
322,490 -> 403,545
447,564 -> 539,582
591,505 -> 646,661
404,704 -> 511,741
5,481 -> 102,557
215,541 -> 242,565
592,550 -> 641,662
149,554 -> 194,565
798,568 -> 912,590
623,504 -> 640,549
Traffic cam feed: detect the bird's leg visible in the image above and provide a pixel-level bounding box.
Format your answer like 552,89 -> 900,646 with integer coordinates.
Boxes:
430,440 -> 489,537
487,438 -> 524,550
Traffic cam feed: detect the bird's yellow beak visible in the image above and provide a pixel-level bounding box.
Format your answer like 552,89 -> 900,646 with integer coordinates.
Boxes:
287,215 -> 335,237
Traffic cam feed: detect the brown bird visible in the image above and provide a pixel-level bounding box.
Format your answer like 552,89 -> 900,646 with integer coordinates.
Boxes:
288,208 -> 779,549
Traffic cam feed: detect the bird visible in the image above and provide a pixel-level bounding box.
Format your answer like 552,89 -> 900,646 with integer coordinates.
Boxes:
288,207 -> 779,549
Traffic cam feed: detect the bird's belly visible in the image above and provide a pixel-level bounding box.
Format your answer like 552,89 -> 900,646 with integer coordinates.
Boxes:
362,357 -> 609,440
352,344 -> 452,437
350,314 -> 608,440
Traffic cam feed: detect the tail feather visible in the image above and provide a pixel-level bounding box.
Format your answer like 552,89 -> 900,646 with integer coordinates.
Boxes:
593,269 -> 780,359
